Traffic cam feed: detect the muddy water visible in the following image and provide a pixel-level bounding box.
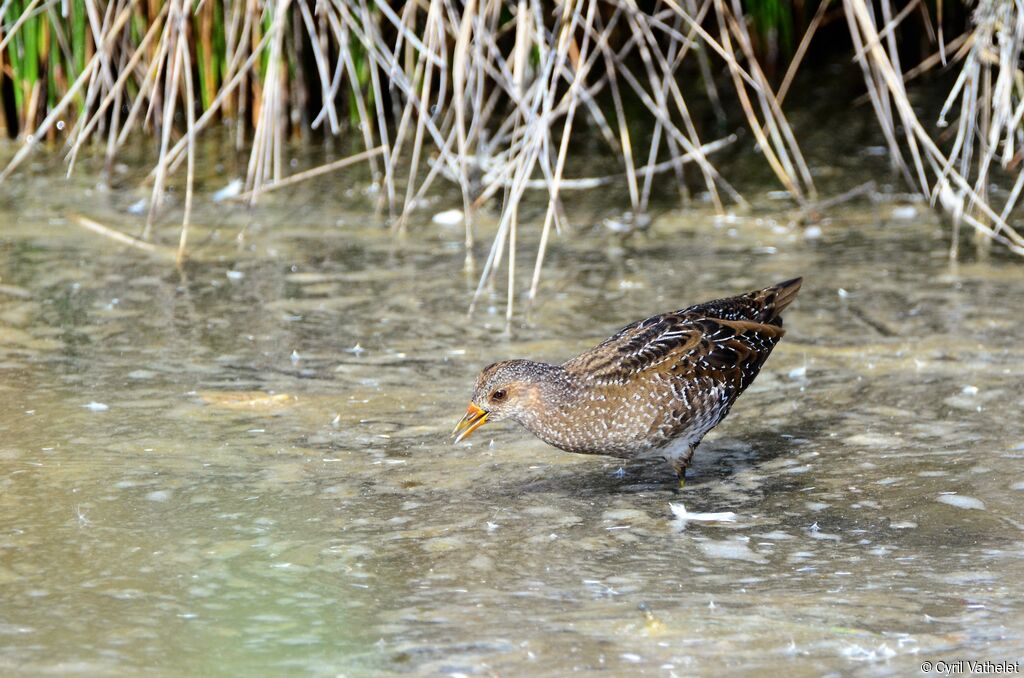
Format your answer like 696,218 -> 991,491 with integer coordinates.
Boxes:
1,155 -> 1023,676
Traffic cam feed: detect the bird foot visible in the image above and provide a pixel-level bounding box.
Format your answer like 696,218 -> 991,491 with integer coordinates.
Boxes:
672,465 -> 688,492
668,445 -> 695,492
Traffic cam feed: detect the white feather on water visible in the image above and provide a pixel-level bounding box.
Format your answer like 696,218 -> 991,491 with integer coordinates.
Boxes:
669,502 -> 738,532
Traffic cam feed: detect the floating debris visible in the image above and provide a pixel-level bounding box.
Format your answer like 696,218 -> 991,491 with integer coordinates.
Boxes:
0,285 -> 33,304
431,209 -> 463,226
226,270 -> 245,281
602,211 -> 652,235
198,391 -> 297,410
891,205 -> 918,220
83,402 -> 109,412
212,179 -> 244,202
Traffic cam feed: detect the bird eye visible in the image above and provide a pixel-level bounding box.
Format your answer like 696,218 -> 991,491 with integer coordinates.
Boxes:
490,389 -> 507,402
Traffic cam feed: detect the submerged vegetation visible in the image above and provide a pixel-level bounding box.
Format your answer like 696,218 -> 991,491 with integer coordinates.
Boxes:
0,1 -> 1022,312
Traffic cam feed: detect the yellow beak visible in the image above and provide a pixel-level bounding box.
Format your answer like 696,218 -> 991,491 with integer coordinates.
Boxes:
451,403 -> 489,443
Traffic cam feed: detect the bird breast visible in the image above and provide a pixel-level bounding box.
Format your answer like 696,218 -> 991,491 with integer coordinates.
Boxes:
517,372 -> 707,458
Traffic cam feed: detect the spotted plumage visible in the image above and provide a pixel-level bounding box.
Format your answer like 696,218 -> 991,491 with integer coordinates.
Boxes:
452,278 -> 802,481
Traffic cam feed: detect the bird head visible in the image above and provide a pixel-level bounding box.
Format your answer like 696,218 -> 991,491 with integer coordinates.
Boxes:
451,360 -> 557,443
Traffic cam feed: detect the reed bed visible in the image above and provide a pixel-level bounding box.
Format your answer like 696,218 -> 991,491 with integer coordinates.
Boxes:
0,1 -> 1022,314
846,0 -> 1024,257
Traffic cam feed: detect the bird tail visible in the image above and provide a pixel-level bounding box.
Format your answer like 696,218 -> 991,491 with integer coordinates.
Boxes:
685,277 -> 803,326
758,277 -> 803,325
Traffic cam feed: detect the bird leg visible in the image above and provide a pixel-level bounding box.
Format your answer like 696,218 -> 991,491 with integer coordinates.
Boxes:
672,463 -> 687,491
670,445 -> 697,490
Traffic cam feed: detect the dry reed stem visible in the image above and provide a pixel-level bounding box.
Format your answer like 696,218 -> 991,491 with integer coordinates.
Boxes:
775,0 -> 831,107
233,146 -> 386,201
453,0 -> 478,264
528,0 -> 599,307
726,2 -> 816,199
846,0 -> 1024,255
69,213 -> 176,260
0,0 -> 42,55
148,0 -> 185,239
65,3 -> 169,176
715,0 -> 804,202
594,6 -> 639,212
627,4 -> 722,211
178,18 -> 196,266
0,1 -> 136,182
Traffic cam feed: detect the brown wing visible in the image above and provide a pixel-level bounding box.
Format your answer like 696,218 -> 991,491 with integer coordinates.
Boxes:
563,312 -> 702,385
657,315 -> 787,444
564,278 -> 800,386
559,282 -> 799,452
569,313 -> 782,399
682,316 -> 786,396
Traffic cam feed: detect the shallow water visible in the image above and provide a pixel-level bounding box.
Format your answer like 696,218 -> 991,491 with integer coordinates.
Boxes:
1,150 -> 1023,676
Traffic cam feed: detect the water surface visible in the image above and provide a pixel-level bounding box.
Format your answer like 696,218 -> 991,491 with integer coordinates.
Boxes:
1,151 -> 1023,676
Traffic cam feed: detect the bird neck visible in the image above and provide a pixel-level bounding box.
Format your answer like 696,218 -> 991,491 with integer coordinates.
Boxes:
512,364 -> 586,446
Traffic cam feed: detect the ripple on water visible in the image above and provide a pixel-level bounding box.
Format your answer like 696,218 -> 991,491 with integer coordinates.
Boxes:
936,494 -> 986,510
696,539 -> 768,564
